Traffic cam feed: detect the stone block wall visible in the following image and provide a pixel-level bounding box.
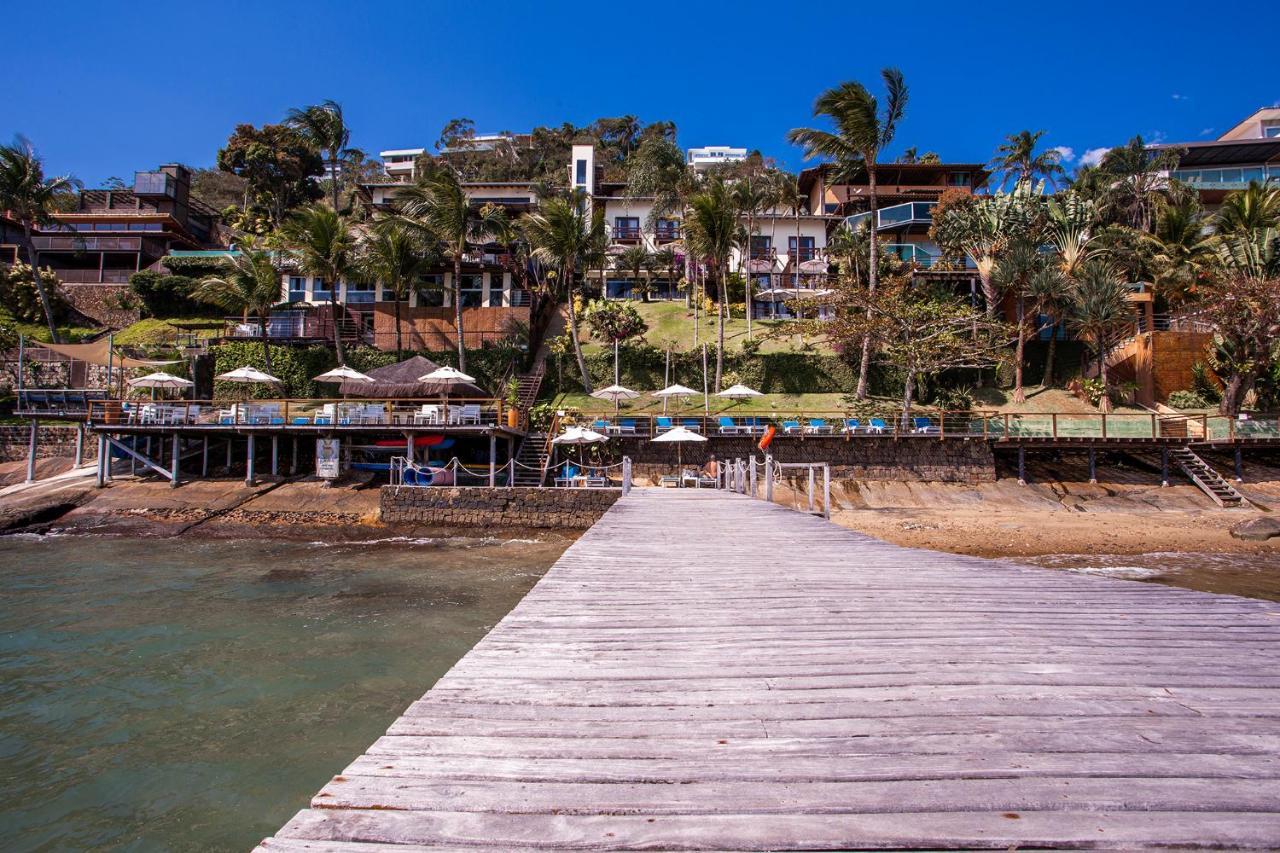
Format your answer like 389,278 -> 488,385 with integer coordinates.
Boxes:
62,284 -> 141,328
616,436 -> 996,484
381,486 -> 621,529
0,424 -> 96,462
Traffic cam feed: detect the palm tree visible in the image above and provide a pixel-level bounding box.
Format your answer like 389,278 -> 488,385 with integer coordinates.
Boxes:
732,174 -> 775,340
193,246 -> 283,371
279,204 -> 356,364
1215,180 -> 1280,235
395,169 -> 501,371
523,190 -> 605,393
683,177 -> 741,391
0,137 -> 81,342
990,130 -> 1066,190
285,100 -> 353,214
361,221 -> 437,358
1141,194 -> 1217,306
788,69 -> 908,398
616,244 -> 652,302
1027,264 -> 1071,387
992,240 -> 1044,402
649,246 -> 679,303
1069,260 -> 1132,411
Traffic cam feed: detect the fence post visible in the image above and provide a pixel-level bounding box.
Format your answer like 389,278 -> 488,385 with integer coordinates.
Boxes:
739,459 -> 746,494
807,465 -> 815,513
170,433 -> 180,488
749,456 -> 757,497
622,456 -> 631,495
823,464 -> 831,520
96,433 -> 107,488
764,453 -> 773,502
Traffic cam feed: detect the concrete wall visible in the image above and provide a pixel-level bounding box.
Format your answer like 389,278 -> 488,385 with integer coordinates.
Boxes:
0,424 -> 96,462
381,486 -> 620,529
615,436 -> 996,484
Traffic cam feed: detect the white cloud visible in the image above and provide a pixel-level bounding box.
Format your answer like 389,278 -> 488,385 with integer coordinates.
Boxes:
1199,127 -> 1215,137
1051,145 -> 1075,163
1079,147 -> 1110,168
1171,93 -> 1189,101
1147,130 -> 1167,144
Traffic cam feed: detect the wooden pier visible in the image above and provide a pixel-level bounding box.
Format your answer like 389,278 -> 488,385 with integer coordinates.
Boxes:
265,488 -> 1280,849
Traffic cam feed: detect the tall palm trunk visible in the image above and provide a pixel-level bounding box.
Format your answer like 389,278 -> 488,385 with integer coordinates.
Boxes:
744,212 -> 753,340
258,315 -> 273,372
329,152 -> 341,213
452,253 -> 466,372
20,224 -> 60,343
329,291 -> 346,365
1013,291 -> 1027,403
856,163 -> 878,399
715,258 -> 726,391
1043,329 -> 1056,387
563,259 -> 592,393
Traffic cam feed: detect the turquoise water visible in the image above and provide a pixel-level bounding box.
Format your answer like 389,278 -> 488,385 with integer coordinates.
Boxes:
0,535 -> 563,852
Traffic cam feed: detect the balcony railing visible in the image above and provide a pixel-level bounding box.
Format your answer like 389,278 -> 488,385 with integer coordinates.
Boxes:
846,201 -> 937,232
749,246 -> 776,261
32,236 -> 142,251
655,227 -> 681,242
612,226 -> 642,242
57,269 -> 134,284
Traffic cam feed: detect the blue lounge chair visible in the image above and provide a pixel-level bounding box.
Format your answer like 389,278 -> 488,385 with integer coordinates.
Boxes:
842,418 -> 861,433
270,416 -> 285,425
292,416 -> 310,425
869,418 -> 888,434
618,418 -> 637,434
718,415 -> 738,434
913,416 -> 940,434
592,419 -> 609,433
314,416 -> 332,425
682,418 -> 701,432
655,416 -> 674,433
806,418 -> 829,434
782,420 -> 801,434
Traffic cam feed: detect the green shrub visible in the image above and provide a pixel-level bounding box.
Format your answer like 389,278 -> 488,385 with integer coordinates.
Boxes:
1167,389 -> 1211,410
129,271 -> 202,317
1,263 -> 68,324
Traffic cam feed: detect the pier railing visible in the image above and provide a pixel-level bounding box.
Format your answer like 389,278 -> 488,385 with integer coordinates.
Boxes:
85,397 -> 512,429
570,410 -> 1280,442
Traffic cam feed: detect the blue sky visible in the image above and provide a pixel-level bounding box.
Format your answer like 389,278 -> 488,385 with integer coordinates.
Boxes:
3,0 -> 1275,186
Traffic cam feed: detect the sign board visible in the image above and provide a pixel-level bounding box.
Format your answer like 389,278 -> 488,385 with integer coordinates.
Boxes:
316,438 -> 341,479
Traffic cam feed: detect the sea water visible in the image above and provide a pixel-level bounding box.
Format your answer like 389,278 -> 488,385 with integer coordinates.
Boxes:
0,535 -> 563,852
1024,551 -> 1280,602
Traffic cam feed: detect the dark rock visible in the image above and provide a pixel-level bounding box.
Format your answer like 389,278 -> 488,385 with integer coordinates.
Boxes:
1230,517 -> 1280,541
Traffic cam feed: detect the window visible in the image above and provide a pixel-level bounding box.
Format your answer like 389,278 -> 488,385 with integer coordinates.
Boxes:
288,276 -> 307,302
750,236 -> 772,259
1263,121 -> 1280,138
789,236 -> 816,261
312,277 -> 331,300
948,172 -> 971,187
656,218 -> 680,239
575,159 -> 587,185
347,281 -> 376,304
459,274 -> 483,307
614,217 -> 640,239
605,279 -> 635,299
415,274 -> 445,306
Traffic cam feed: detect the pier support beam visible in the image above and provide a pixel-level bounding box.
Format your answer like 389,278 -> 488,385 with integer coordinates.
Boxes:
170,434 -> 180,488
96,434 -> 107,488
1235,447 -> 1244,482
1161,447 -> 1169,487
622,456 -> 632,495
74,423 -> 85,467
271,436 -> 279,477
25,419 -> 38,483
226,438 -> 233,472
201,437 -> 209,477
292,438 -> 299,475
1088,448 -> 1097,484
246,434 -> 256,486
1017,447 -> 1026,486
488,432 -> 496,487
823,464 -> 831,521
807,465 -> 815,512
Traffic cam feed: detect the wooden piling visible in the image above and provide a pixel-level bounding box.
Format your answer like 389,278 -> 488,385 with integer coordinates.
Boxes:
246,434 -> 256,486
25,419 -> 37,483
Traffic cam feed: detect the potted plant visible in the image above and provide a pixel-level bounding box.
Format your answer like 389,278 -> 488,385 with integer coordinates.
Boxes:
505,378 -> 521,428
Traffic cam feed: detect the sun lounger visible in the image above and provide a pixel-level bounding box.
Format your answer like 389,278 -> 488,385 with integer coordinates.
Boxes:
655,416 -> 674,433
718,416 -> 739,435
842,418 -> 861,434
658,474 -> 680,487
616,418 -> 637,435
869,418 -> 888,434
913,416 -> 941,434
805,418 -> 830,434
782,420 -> 801,434
681,419 -> 701,432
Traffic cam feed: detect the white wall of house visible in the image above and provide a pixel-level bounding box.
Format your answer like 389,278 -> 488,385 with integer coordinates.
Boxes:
281,271 -> 512,308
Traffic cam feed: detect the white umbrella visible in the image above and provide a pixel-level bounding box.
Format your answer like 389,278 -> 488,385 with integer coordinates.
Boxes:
216,366 -> 282,384
417,366 -> 478,422
591,384 -> 639,415
652,383 -> 700,399
650,424 -> 707,476
716,383 -> 762,399
128,372 -> 193,389
552,426 -> 608,445
313,366 -> 374,384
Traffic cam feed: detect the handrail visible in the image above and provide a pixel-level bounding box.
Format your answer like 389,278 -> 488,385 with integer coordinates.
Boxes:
86,396 -> 510,428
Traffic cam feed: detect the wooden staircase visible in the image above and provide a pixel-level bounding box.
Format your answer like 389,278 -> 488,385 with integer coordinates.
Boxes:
1170,446 -> 1244,508
512,431 -> 549,486
514,364 -> 545,410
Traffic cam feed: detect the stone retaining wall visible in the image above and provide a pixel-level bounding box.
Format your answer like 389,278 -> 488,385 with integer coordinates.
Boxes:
617,436 -> 995,484
381,486 -> 621,529
0,424 -> 96,462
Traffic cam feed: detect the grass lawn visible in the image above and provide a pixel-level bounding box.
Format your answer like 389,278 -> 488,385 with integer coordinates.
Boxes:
1,307 -> 99,343
113,317 -> 224,347
581,300 -> 834,356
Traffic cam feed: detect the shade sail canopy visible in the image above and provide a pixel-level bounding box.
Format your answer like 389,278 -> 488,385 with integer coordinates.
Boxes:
716,383 -> 763,399
591,384 -> 640,402
216,366 -> 282,384
313,366 -> 373,384
652,384 -> 701,398
338,356 -> 485,397
127,372 -> 193,389
31,339 -> 177,369
650,425 -> 707,443
552,426 -> 608,445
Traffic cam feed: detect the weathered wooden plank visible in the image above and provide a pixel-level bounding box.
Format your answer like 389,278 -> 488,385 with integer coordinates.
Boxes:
259,489 -> 1280,851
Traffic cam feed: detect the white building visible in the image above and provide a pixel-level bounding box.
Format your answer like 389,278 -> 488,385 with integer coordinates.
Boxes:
687,146 -> 748,170
379,148 -> 425,180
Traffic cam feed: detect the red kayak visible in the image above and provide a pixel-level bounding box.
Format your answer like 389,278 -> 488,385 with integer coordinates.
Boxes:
374,435 -> 448,448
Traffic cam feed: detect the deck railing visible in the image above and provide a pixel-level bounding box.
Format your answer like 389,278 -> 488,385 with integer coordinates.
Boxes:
568,410 -> 1280,442
86,397 -> 509,429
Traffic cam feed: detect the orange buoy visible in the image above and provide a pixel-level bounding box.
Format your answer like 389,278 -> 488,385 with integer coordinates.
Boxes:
758,425 -> 776,451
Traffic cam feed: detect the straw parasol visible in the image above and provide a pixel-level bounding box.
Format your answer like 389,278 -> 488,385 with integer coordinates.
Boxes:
591,384 -> 639,415
650,424 -> 707,473
339,356 -> 485,398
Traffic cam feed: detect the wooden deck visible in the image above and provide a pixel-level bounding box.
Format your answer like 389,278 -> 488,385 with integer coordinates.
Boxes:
258,490 -> 1280,851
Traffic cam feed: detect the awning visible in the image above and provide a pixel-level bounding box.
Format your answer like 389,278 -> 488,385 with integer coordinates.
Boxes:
31,339 -> 178,369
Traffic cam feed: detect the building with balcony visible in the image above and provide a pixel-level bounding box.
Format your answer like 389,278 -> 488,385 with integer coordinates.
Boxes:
28,164 -> 227,288
379,148 -> 426,180
687,146 -> 748,170
1151,107 -> 1280,206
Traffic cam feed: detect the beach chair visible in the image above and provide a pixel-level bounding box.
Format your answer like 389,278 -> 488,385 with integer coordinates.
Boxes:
658,474 -> 680,487
459,404 -> 482,425
842,418 -> 861,434
592,419 -> 610,434
718,416 -> 739,435
291,416 -> 311,425
869,418 -> 888,434
617,418 -> 637,435
681,418 -> 701,433
913,416 -> 940,435
269,416 -> 286,425
745,417 -> 765,435
782,419 -> 802,434
805,418 -> 830,434
415,404 -> 440,425
655,416 -> 674,434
